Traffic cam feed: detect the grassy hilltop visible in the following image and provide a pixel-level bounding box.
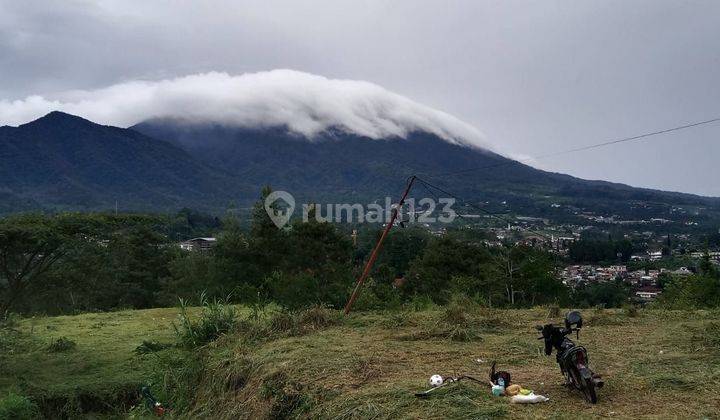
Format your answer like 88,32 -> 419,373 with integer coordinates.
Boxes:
2,306 -> 720,419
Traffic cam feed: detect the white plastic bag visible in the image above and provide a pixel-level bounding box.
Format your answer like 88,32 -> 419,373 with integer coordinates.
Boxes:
510,393 -> 549,404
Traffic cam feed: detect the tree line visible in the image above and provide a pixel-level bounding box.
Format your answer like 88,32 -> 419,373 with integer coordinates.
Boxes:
2,188 -> 718,316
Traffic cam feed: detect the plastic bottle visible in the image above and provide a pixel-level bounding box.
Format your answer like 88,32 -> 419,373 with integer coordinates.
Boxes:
492,377 -> 506,396
491,384 -> 504,396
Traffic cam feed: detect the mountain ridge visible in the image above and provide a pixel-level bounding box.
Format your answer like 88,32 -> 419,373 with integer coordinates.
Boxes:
132,119 -> 719,200
131,117 -> 719,203
0,112 -> 251,213
1,111 -> 718,227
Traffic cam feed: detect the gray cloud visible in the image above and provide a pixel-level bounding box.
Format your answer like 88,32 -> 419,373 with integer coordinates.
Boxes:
1,0 -> 719,195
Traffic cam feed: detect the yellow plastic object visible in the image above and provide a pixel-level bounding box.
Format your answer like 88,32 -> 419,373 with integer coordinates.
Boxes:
505,384 -> 521,396
519,388 -> 533,395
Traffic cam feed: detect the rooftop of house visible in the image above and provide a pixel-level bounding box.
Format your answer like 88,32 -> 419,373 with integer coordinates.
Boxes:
184,237 -> 217,242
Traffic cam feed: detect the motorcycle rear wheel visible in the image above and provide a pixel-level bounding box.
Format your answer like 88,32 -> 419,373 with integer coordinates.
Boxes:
579,372 -> 597,404
568,365 -> 597,404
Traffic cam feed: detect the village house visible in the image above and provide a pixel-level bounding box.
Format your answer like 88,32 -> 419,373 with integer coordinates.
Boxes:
179,237 -> 217,252
560,264 -> 629,287
635,286 -> 662,302
661,267 -> 693,276
690,251 -> 720,260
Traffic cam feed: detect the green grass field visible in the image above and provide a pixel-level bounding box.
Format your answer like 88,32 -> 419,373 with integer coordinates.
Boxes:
0,307 -> 186,417
2,306 -> 720,419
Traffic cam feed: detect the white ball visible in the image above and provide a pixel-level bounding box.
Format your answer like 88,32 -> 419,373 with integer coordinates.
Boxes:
429,374 -> 444,387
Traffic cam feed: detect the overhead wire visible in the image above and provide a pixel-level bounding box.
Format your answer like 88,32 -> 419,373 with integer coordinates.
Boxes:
423,116 -> 720,179
409,116 -> 720,242
415,176 -> 553,241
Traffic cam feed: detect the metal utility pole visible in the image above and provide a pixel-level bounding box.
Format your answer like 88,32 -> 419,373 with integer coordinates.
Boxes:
344,176 -> 417,315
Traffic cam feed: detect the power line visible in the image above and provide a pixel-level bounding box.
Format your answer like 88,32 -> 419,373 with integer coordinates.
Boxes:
414,116 -> 720,239
536,116 -> 720,159
392,117 -> 720,256
425,116 -> 720,178
416,176 -> 553,241
416,177 -> 567,274
416,176 -> 564,300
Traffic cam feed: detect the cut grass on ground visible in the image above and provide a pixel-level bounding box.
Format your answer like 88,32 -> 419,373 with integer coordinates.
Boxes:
1,307 -> 720,418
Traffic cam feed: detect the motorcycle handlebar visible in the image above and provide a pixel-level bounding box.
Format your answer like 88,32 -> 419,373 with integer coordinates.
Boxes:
536,325 -> 581,339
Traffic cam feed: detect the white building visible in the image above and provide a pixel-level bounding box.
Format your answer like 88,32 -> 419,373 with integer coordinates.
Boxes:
180,237 -> 217,252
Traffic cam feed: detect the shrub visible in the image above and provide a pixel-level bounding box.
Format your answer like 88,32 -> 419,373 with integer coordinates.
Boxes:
298,305 -> 341,331
267,310 -> 298,335
234,319 -> 268,342
263,271 -> 318,310
443,303 -> 469,326
382,311 -> 413,328
587,307 -> 621,326
46,337 -> 76,353
474,308 -> 509,332
400,302 -> 489,342
546,304 -> 561,318
404,299 -> 511,342
240,306 -> 340,342
173,293 -> 237,347
0,392 -> 39,420
406,294 -> 436,312
624,305 -> 640,318
446,324 -> 480,342
248,300 -> 270,322
350,283 -> 386,311
0,313 -> 19,330
400,323 -> 481,342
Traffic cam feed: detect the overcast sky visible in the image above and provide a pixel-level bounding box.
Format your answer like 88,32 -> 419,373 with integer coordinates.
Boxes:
1,0 -> 719,196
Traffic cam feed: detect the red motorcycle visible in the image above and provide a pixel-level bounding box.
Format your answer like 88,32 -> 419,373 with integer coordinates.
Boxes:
536,311 -> 604,403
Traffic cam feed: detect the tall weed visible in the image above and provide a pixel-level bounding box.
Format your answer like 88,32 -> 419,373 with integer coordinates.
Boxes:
173,292 -> 237,347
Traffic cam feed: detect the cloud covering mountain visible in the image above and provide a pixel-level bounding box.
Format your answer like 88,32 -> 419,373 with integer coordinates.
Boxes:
0,70 -> 487,148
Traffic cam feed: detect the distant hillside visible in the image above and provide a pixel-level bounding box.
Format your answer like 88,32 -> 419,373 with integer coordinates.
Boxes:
0,112 -> 250,213
133,119 -> 720,224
